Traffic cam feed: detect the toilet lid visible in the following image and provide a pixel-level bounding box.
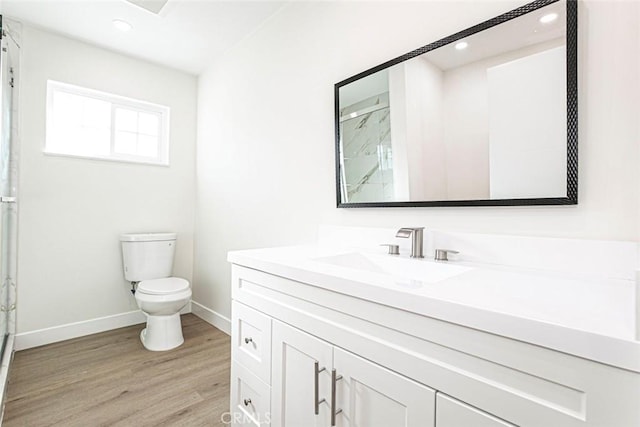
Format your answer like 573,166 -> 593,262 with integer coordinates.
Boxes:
137,277 -> 189,295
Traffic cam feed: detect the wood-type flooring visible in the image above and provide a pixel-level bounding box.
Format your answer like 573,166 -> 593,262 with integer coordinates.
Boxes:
3,314 -> 230,426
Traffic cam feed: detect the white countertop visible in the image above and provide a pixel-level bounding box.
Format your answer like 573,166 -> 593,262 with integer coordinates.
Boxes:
228,245 -> 640,373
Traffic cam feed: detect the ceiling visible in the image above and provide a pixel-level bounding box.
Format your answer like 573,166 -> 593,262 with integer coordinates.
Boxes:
0,0 -> 286,75
425,0 -> 565,70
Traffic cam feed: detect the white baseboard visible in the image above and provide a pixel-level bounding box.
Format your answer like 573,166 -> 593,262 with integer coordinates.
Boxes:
191,301 -> 231,335
14,310 -> 147,351
14,302 -> 194,351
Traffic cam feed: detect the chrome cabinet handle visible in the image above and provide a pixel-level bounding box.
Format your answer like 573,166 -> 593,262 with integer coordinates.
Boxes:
314,361 -> 326,415
330,369 -> 343,426
244,337 -> 253,344
243,398 -> 251,406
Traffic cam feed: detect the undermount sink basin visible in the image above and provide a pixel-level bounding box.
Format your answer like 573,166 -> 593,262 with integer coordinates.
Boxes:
314,252 -> 472,283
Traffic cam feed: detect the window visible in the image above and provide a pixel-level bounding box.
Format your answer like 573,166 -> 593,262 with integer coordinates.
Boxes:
46,80 -> 170,165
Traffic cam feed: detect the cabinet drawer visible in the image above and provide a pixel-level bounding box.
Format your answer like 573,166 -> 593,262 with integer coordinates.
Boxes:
436,393 -> 517,427
231,362 -> 271,427
232,301 -> 272,384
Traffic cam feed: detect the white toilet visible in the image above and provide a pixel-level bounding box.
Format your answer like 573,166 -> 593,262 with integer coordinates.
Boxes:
120,233 -> 192,351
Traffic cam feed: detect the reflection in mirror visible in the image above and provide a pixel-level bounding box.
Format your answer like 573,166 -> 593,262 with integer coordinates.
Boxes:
336,0 -> 577,207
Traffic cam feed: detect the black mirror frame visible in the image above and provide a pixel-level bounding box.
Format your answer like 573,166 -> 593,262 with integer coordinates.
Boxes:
334,0 -> 577,208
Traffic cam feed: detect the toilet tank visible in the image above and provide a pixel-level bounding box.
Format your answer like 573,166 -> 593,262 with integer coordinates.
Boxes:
120,233 -> 177,282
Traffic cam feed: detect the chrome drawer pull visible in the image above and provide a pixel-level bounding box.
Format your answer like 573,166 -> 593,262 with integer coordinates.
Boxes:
244,337 -> 253,344
331,369 -> 343,426
314,361 -> 326,415
243,398 -> 252,406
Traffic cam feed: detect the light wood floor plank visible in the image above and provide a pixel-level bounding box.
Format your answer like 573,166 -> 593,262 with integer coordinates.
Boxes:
3,314 -> 231,426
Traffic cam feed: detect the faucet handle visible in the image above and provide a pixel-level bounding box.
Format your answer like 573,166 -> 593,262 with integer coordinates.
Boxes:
434,249 -> 459,261
380,244 -> 400,255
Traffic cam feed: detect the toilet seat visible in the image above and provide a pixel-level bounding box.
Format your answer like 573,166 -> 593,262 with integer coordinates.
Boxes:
138,277 -> 189,295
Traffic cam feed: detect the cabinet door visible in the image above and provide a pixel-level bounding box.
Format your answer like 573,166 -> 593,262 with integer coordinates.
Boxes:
334,347 -> 436,427
271,320 -> 333,427
436,393 -> 517,427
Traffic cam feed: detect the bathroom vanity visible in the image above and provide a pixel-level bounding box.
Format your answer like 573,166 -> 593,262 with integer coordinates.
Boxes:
228,231 -> 640,427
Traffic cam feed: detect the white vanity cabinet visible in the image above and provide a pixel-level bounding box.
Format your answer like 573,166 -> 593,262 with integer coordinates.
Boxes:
230,301 -> 273,427
230,361 -> 271,427
271,319 -> 436,427
436,394 -> 516,427
229,262 -> 640,427
270,317 -> 332,427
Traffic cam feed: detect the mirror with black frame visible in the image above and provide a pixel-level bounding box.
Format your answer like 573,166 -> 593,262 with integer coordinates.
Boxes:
335,0 -> 577,208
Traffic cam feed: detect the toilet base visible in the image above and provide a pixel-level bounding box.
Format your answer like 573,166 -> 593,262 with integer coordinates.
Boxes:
140,313 -> 185,351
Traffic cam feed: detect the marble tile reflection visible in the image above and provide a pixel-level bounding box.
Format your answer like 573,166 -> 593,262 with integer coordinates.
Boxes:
340,92 -> 394,203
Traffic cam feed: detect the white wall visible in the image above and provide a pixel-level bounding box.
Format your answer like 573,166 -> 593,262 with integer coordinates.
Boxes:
388,65 -> 411,200
17,27 -> 197,334
395,57 -> 447,200
442,39 -> 564,200
488,46 -> 566,199
195,0 -> 640,320
442,53 -> 491,199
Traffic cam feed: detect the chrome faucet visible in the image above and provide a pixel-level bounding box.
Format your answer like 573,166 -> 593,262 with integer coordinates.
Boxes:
396,227 -> 424,258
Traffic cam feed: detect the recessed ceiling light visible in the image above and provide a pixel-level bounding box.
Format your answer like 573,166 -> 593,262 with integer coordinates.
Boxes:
455,41 -> 468,50
539,13 -> 558,24
112,19 -> 133,32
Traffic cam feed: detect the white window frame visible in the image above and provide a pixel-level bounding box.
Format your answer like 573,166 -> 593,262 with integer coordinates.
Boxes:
45,80 -> 170,166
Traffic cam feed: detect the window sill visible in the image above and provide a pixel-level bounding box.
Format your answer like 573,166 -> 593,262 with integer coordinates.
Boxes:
43,150 -> 170,167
